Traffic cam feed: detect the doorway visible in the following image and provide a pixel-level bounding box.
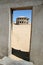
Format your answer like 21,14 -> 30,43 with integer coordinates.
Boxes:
9,7 -> 32,61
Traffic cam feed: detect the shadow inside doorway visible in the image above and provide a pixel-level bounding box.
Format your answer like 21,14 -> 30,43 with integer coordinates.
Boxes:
12,48 -> 30,61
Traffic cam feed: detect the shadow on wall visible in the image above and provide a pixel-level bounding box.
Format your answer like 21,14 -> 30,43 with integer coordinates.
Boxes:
12,48 -> 30,61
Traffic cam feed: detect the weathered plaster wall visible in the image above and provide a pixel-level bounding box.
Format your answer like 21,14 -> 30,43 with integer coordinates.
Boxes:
0,6 -> 9,58
0,0 -> 43,65
11,24 -> 31,52
30,4 -> 43,65
10,24 -> 31,60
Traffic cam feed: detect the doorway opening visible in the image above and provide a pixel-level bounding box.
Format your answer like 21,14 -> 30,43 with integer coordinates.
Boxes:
10,7 -> 32,61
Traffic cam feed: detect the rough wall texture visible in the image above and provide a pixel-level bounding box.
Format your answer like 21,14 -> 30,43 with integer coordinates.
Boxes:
0,0 -> 43,65
30,4 -> 43,65
0,6 -> 9,58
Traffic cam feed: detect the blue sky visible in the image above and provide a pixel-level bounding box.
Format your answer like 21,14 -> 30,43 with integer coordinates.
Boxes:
13,10 -> 32,23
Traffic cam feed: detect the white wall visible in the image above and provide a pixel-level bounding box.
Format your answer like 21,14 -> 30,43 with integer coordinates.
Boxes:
10,24 -> 31,60
30,4 -> 43,65
11,24 -> 31,52
0,6 -> 9,58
